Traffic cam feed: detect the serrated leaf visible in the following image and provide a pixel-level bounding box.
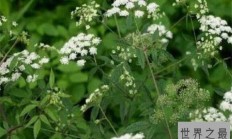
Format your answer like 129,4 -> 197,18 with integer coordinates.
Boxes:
25,116 -> 39,127
40,114 -> 51,126
20,104 -> 37,117
49,69 -> 55,89
33,119 -> 41,139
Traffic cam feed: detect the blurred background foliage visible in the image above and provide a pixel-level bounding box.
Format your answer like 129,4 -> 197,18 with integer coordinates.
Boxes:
0,0 -> 231,138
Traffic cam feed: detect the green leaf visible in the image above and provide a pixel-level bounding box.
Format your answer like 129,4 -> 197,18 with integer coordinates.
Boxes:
87,78 -> 102,93
49,69 -> 55,89
50,133 -> 62,139
120,101 -> 129,122
40,114 -> 51,126
0,126 -> 7,138
0,0 -> 10,16
57,62 -> 80,73
40,95 -> 50,106
9,57 -> 18,70
136,49 -> 145,69
146,126 -> 157,139
8,88 -> 32,98
69,84 -> 85,103
90,107 -> 99,120
58,93 -> 70,98
38,23 -> 58,36
125,121 -> 150,133
69,73 -> 88,83
44,108 -> 58,121
20,104 -> 37,117
33,119 -> 41,139
25,116 -> 39,127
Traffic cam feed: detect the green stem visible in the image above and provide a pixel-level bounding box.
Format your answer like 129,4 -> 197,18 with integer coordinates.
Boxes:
0,39 -> 19,65
27,126 -> 81,138
99,105 -> 118,136
154,56 -> 189,75
144,51 -> 173,139
114,15 -> 121,38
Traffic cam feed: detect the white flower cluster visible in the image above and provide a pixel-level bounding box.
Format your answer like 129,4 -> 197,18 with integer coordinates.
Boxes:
71,1 -> 99,30
190,88 -> 232,130
194,0 -> 209,19
120,68 -> 137,95
111,132 -> 145,139
220,90 -> 232,112
199,15 -> 232,44
0,50 -> 49,85
105,0 -> 162,20
189,107 -> 226,122
59,33 -> 101,67
81,85 -> 109,112
192,15 -> 232,69
0,16 -> 7,26
184,0 -> 232,70
173,0 -> 209,18
112,46 -> 137,63
147,24 -> 173,43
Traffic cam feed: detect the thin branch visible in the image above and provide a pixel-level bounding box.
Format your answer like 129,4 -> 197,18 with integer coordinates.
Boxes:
144,51 -> 173,139
99,105 -> 118,136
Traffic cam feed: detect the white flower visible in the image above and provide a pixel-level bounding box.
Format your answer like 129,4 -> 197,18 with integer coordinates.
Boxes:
161,38 -> 168,43
92,37 -> 101,45
24,59 -> 32,64
220,101 -> 231,111
19,65 -> 25,71
26,74 -> 38,83
69,53 -> 77,60
119,10 -> 129,16
28,52 -> 39,60
214,37 -> 222,44
228,36 -> 232,44
1,16 -> 7,22
166,31 -> 173,39
81,49 -> 88,56
31,63 -> 40,69
77,59 -> 86,67
0,77 -> 9,84
12,21 -> 18,27
138,0 -> 146,7
59,33 -> 101,67
125,2 -> 135,9
11,72 -> 21,81
221,33 -> 228,39
147,24 -> 172,43
85,25 -> 90,30
39,58 -> 49,64
112,0 -> 128,7
147,3 -> 159,13
135,10 -> 144,18
111,133 -> 145,139
89,47 -> 97,55
106,7 -> 120,17
60,56 -> 69,64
